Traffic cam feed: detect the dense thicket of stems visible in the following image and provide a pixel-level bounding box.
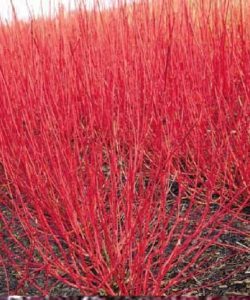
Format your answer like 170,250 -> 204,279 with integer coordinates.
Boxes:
0,0 -> 249,295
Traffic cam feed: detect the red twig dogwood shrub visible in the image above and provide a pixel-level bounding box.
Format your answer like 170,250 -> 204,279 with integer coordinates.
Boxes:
0,0 -> 249,296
